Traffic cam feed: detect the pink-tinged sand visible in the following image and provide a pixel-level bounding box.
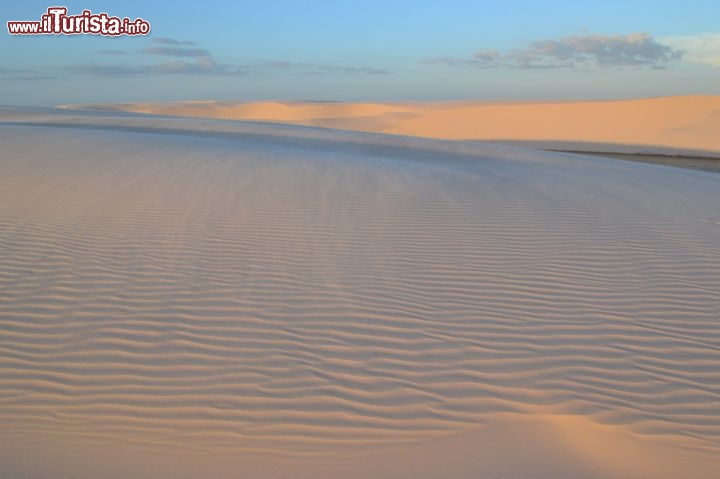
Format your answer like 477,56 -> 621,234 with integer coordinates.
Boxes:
74,96 -> 720,156
0,107 -> 719,478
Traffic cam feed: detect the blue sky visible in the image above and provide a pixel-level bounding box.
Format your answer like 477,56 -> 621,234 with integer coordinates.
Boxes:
2,0 -> 720,105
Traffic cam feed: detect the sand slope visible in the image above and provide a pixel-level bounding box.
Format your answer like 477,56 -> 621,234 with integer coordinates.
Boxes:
73,96 -> 720,156
0,108 -> 719,478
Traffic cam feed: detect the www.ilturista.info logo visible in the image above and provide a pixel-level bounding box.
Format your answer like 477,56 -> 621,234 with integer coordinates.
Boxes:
7,7 -> 150,35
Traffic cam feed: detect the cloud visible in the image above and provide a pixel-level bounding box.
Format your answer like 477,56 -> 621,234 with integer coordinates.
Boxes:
423,56 -> 466,66
144,57 -> 247,75
65,59 -> 390,78
9,34 -> 388,81
66,58 -> 247,77
0,67 -> 58,81
142,46 -> 211,57
66,38 -> 390,80
67,64 -> 144,76
334,66 -> 390,75
152,37 -> 196,46
0,67 -> 30,75
426,33 -> 682,70
519,33 -> 680,67
661,33 -> 720,67
67,37 -> 389,78
259,61 -> 389,75
473,50 -> 502,66
424,50 -> 502,68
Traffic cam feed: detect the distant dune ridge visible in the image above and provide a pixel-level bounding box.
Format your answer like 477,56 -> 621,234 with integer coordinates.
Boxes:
0,107 -> 719,478
73,95 -> 720,156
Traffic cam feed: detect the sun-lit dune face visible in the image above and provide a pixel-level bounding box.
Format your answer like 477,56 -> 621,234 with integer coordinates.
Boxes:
1,108 -> 719,479
83,96 -> 720,155
385,96 -> 720,152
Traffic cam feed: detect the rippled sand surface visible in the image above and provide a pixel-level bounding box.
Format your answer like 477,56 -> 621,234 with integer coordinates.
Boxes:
1,108 -> 719,478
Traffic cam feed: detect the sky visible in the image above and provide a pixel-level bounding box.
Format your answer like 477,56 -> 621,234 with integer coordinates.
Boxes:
1,0 -> 720,105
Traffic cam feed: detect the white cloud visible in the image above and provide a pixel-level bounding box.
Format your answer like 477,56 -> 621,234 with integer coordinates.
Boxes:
661,33 -> 720,67
425,33 -> 681,70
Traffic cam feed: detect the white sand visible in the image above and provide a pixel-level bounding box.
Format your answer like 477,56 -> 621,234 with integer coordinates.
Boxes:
0,107 -> 719,478
74,96 -> 720,156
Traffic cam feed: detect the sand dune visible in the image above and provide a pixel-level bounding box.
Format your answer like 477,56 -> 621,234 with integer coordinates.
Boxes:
1,107 -> 719,478
72,96 -> 720,156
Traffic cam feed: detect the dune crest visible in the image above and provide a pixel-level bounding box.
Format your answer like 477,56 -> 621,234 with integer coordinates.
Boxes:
71,96 -> 720,156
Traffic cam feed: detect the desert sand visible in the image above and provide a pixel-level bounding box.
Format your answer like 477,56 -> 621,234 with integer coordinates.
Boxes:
74,96 -> 720,156
0,107 -> 719,479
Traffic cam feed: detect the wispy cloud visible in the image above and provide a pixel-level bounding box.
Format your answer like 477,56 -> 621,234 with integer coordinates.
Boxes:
142,46 -> 211,57
66,59 -> 389,77
97,50 -> 128,56
258,61 -> 389,75
152,37 -> 196,46
661,33 -> 720,67
50,37 -> 389,80
426,33 -> 682,70
66,58 -> 246,77
425,50 -> 502,68
145,58 -> 247,75
67,64 -> 144,76
321,65 -> 390,75
0,67 -> 59,81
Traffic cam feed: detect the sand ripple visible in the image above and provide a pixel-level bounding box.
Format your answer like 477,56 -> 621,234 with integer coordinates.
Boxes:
0,109 -> 719,477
